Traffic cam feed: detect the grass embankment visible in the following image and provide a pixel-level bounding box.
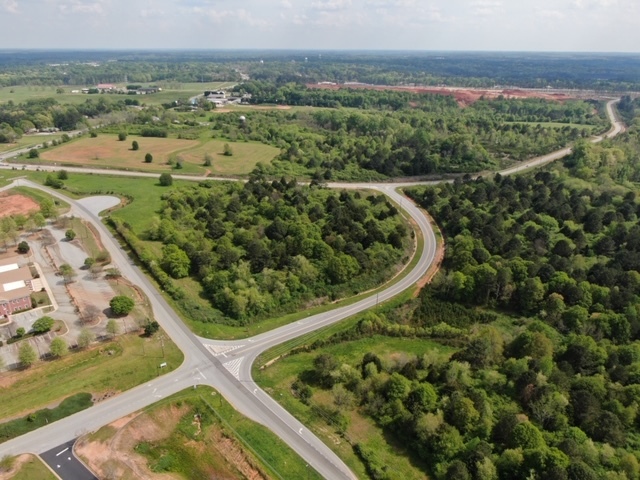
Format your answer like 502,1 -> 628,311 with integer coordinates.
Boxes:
80,386 -> 322,480
0,393 -> 93,443
0,332 -> 183,421
0,454 -> 56,480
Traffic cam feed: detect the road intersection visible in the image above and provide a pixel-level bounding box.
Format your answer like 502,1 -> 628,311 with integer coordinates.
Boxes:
0,98 -> 625,479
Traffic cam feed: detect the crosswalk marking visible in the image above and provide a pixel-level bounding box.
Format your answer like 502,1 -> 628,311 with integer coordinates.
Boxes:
205,344 -> 244,357
223,357 -> 244,379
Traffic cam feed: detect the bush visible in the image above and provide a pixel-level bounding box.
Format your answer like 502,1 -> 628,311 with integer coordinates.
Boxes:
144,320 -> 160,337
110,295 -> 135,316
32,316 -> 54,334
141,127 -> 168,138
159,173 -> 173,186
144,153 -> 153,163
118,132 -> 127,141
15,327 -> 25,338
28,148 -> 39,159
65,229 -> 76,241
90,130 -> 98,138
57,169 -> 68,180
44,175 -> 64,189
17,241 -> 29,254
223,143 -> 233,156
132,140 -> 139,151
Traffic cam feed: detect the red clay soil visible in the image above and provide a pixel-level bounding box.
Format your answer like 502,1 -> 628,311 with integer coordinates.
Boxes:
307,83 -> 575,107
0,193 -> 40,218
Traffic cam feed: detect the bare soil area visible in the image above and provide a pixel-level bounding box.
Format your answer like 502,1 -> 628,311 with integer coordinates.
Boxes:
0,193 -> 40,219
307,83 -> 575,107
76,402 -> 267,480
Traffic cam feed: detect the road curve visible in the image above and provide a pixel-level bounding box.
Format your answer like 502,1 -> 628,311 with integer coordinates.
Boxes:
0,98 -> 624,479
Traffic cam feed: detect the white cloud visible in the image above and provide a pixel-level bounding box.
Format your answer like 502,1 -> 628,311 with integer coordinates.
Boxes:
281,0 -> 292,7
57,0 -> 107,15
311,0 -> 352,11
470,0 -> 503,16
537,9 -> 565,19
2,0 -> 18,13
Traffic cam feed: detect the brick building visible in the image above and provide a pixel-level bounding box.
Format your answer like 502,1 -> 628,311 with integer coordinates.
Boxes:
0,259 -> 34,317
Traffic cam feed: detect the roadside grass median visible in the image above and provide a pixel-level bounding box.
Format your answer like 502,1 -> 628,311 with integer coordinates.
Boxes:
0,333 -> 183,423
0,393 -> 93,443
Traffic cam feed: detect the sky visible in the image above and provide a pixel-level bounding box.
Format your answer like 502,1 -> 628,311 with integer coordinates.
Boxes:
0,0 -> 637,51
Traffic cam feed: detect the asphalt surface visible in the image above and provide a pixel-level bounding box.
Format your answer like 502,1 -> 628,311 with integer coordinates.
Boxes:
0,97 -> 625,480
40,440 -> 98,480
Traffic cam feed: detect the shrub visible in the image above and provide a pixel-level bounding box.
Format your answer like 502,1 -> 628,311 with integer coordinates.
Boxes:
118,132 -> 127,141
131,140 -> 139,151
159,173 -> 173,186
144,153 -> 153,163
17,241 -> 29,254
57,169 -> 68,180
110,295 -> 135,316
32,316 -> 54,334
28,148 -> 39,158
65,229 -> 76,241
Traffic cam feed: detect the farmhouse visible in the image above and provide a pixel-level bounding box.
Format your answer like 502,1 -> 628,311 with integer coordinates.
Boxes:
0,258 -> 34,317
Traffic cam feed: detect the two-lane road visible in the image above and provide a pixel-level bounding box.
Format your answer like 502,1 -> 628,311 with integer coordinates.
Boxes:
0,98 -> 625,479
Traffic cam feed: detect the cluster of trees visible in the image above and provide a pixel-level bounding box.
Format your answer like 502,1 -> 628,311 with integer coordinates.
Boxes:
0,97 -> 131,141
207,96 -> 604,179
409,169 -> 640,329
145,174 -> 409,323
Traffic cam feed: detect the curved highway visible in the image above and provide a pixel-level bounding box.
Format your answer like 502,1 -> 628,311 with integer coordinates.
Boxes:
0,98 -> 625,479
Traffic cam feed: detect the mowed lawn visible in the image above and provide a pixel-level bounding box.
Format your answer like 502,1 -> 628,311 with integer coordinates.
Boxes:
40,135 -> 199,171
181,140 -> 280,175
38,134 -> 279,176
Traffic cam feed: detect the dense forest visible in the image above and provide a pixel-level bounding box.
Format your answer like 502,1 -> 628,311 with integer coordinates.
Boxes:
114,174 -> 410,325
279,118 -> 640,479
2,51 -> 640,90
208,95 -> 606,178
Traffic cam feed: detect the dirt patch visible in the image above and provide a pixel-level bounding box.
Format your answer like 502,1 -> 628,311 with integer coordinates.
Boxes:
0,453 -> 42,477
307,83 -> 576,107
76,401 -> 268,480
0,193 -> 40,219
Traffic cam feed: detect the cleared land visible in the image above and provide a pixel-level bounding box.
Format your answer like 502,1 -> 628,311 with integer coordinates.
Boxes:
0,193 -> 40,218
76,387 -> 322,480
37,134 -> 279,176
307,83 -> 576,107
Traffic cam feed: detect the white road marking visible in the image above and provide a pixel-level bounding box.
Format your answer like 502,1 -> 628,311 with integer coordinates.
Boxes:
56,447 -> 69,456
299,428 -> 303,435
196,367 -> 207,380
222,357 -> 244,379
205,344 -> 245,357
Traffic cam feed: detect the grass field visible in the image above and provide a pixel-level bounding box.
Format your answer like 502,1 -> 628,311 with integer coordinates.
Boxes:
0,82 -> 237,108
3,454 -> 56,480
0,332 -> 183,420
34,133 -> 278,176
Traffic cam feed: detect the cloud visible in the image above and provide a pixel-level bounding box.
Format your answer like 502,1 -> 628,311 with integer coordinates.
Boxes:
281,0 -> 292,7
311,0 -> 352,11
57,0 -> 107,15
537,8 -> 565,19
2,0 -> 18,13
470,0 -> 503,16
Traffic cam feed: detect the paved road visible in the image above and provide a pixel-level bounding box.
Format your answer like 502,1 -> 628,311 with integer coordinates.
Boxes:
40,440 -> 97,480
0,98 -> 625,479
